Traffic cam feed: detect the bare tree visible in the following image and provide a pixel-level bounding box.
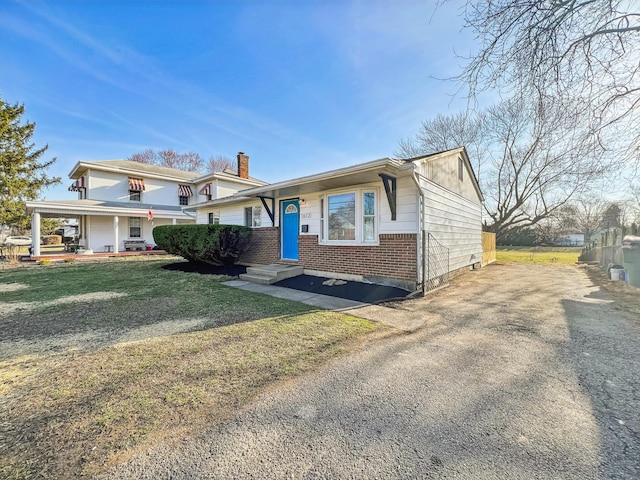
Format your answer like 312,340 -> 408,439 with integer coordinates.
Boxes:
453,0 -> 640,163
396,111 -> 486,175
557,196 -> 609,242
205,155 -> 235,173
399,97 -> 606,240
128,149 -> 203,172
629,184 -> 640,224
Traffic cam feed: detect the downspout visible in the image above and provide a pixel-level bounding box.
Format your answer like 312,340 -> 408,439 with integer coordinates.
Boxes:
408,164 -> 426,296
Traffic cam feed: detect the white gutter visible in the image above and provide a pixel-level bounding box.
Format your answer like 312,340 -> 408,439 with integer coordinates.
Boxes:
25,201 -> 191,219
235,157 -> 406,197
69,162 -> 199,183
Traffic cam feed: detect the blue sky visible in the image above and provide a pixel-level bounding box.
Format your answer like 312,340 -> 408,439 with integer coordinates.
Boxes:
1,0 -> 475,200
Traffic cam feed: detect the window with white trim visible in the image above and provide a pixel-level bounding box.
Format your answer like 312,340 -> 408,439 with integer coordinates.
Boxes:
208,212 -> 220,224
320,198 -> 325,241
363,192 -> 375,241
322,190 -> 377,244
129,217 -> 142,238
244,206 -> 262,227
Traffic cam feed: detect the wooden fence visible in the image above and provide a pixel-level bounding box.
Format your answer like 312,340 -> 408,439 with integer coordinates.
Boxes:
482,232 -> 496,266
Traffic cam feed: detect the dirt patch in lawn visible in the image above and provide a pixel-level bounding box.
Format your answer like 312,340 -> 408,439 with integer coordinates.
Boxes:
0,283 -> 28,293
0,291 -> 127,316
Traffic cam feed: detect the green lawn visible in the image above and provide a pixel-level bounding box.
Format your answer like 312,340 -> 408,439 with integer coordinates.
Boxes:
0,258 -> 388,479
497,246 -> 582,265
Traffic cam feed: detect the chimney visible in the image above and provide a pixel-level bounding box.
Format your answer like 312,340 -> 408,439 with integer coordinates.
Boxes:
237,152 -> 249,179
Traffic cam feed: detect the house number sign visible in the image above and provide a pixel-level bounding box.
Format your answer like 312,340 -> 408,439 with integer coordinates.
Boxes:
301,213 -> 312,219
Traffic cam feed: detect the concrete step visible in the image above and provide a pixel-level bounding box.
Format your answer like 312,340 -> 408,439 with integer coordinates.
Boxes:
245,264 -> 303,282
239,273 -> 277,285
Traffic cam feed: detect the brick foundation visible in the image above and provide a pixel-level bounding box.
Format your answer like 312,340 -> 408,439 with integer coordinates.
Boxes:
240,230 -> 418,289
239,227 -> 281,265
299,234 -> 417,286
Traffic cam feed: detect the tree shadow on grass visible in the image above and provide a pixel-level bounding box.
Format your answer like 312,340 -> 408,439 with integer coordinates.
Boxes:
161,261 -> 247,277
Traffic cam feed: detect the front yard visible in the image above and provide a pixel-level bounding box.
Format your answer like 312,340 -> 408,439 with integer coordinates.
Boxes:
0,258 -> 388,479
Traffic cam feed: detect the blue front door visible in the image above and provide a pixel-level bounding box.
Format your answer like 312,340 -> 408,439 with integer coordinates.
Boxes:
282,199 -> 299,260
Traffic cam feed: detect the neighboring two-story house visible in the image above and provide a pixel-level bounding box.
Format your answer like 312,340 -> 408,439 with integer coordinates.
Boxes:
26,153 -> 265,255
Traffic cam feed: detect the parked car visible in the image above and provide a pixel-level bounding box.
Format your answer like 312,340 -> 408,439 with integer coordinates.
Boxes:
3,236 -> 33,247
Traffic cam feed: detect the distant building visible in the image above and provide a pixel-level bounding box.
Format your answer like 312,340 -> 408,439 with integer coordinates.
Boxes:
555,233 -> 585,246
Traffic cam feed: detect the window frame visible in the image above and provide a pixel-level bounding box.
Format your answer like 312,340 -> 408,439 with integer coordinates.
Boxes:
320,188 -> 378,246
129,217 -> 142,238
129,190 -> 141,202
244,205 -> 262,228
208,212 -> 220,225
179,195 -> 189,206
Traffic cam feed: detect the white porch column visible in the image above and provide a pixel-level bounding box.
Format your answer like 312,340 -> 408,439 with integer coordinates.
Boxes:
84,215 -> 91,250
31,212 -> 41,256
113,216 -> 119,253
172,218 -> 177,225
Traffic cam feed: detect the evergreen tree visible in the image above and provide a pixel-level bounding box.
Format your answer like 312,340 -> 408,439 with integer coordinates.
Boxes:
0,97 -> 60,231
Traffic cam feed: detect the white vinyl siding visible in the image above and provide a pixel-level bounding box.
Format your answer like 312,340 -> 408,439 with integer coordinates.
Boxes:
194,180 -> 420,237
420,176 -> 482,272
196,203 -> 269,227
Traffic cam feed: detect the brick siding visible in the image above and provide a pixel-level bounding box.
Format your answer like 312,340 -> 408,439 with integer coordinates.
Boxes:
299,234 -> 417,282
239,227 -> 280,265
240,229 -> 418,285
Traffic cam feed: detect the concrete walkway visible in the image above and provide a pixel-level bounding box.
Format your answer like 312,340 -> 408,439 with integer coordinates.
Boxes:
223,280 -> 426,332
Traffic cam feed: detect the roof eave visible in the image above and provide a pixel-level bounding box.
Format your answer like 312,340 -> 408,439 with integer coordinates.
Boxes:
235,158 -> 409,198
68,161 -> 199,182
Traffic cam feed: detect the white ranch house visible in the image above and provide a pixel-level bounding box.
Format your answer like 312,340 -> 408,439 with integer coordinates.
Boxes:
192,148 -> 484,291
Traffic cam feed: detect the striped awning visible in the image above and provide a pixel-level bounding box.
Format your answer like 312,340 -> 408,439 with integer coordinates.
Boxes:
68,176 -> 85,192
179,185 -> 193,197
199,183 -> 212,196
128,177 -> 145,191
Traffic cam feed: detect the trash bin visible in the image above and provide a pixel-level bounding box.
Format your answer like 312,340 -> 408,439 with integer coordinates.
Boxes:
609,265 -> 625,281
621,235 -> 640,287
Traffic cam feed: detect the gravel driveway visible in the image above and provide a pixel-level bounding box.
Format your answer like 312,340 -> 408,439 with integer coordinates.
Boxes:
99,263 -> 640,479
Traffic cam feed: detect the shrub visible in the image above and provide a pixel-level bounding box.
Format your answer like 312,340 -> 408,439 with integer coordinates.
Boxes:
153,224 -> 251,266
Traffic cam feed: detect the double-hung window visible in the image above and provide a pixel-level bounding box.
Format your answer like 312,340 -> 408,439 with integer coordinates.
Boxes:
244,206 -> 262,227
363,192 -> 375,241
208,212 -> 220,224
323,190 -> 377,244
129,217 -> 142,238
